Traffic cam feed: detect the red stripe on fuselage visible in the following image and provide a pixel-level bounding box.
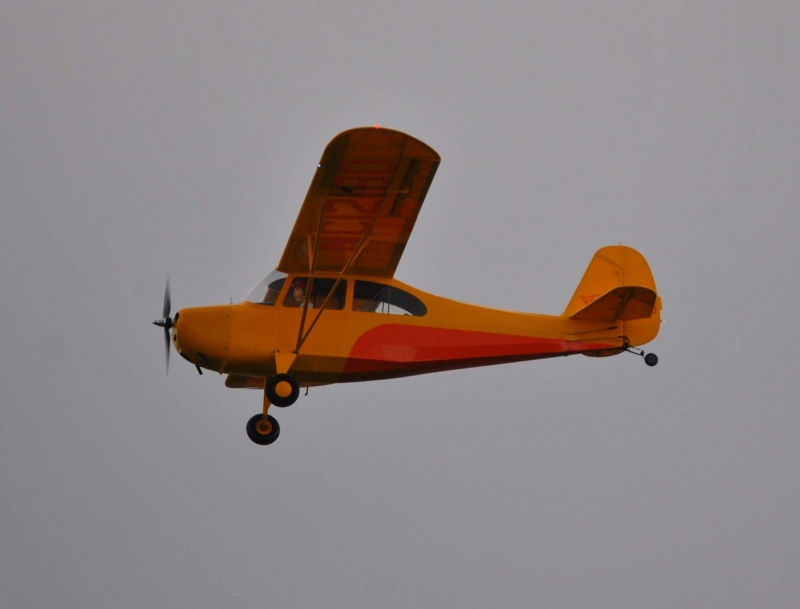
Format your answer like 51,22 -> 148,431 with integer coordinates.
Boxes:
341,324 -> 611,381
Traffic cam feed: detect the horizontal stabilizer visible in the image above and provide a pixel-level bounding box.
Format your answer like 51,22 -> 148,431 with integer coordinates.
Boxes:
570,285 -> 657,321
225,375 -> 264,389
224,374 -> 331,390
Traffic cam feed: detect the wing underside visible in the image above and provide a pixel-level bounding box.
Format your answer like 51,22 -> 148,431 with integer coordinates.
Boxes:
277,127 -> 441,278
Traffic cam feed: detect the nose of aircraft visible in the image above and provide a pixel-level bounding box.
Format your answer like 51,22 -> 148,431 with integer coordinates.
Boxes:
172,305 -> 232,371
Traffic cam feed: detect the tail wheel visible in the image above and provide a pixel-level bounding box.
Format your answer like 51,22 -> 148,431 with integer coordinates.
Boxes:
266,373 -> 300,407
644,353 -> 658,367
246,413 -> 280,445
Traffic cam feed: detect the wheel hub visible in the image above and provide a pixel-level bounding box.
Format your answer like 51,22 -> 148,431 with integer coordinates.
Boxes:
274,380 -> 293,398
256,419 -> 273,435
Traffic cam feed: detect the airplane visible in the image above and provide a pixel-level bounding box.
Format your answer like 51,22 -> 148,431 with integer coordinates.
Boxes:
153,126 -> 662,446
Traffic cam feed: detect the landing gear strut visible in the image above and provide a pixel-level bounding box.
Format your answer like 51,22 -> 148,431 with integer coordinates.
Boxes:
246,382 -> 285,446
626,346 -> 659,367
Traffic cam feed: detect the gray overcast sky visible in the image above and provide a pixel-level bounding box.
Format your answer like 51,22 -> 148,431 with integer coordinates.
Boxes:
2,2 -> 799,607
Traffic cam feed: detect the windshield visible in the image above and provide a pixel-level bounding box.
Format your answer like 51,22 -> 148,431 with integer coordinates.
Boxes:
243,270 -> 287,304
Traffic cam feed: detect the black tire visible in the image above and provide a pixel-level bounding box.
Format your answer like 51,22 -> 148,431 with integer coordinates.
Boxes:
246,413 -> 280,445
266,373 -> 300,407
644,353 -> 658,367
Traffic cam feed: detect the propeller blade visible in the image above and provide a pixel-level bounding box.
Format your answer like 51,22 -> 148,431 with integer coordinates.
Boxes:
157,277 -> 172,376
162,278 -> 171,319
164,328 -> 171,375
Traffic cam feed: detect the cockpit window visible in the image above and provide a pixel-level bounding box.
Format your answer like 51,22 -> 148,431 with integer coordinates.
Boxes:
243,270 -> 287,305
353,281 -> 427,316
284,277 -> 347,310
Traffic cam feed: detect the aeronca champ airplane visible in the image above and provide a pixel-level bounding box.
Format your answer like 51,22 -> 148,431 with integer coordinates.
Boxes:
154,126 -> 663,446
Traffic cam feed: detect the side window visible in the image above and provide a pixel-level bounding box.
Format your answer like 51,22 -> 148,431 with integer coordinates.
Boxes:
353,281 -> 427,316
283,277 -> 347,310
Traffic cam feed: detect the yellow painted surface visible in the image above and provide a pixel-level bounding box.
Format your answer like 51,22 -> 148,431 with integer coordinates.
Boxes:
170,129 -> 662,388
174,253 -> 662,385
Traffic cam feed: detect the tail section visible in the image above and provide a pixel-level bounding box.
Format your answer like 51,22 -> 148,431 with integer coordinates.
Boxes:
564,246 -> 662,347
569,285 -> 657,321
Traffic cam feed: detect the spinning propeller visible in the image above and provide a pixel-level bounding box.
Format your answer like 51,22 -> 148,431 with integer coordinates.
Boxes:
152,278 -> 173,375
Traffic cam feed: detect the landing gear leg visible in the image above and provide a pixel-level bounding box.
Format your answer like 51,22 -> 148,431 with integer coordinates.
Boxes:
246,388 -> 280,445
625,346 -> 659,367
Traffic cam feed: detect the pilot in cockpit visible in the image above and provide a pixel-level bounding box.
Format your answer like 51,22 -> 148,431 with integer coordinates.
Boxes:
284,278 -> 310,308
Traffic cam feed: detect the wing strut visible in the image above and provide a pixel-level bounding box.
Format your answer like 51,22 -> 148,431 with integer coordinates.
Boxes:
293,199 -> 385,354
294,202 -> 327,353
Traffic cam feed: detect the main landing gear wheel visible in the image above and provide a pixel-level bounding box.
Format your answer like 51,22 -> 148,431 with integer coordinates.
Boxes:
266,373 -> 300,407
246,413 -> 280,445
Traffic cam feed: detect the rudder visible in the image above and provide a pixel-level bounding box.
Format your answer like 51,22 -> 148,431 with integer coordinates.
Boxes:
563,246 -> 658,322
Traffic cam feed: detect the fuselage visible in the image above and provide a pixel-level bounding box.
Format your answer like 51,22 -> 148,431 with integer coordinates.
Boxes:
171,274 -> 660,385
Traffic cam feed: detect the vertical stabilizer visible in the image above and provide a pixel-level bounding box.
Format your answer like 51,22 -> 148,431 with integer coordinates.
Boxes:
563,246 -> 658,321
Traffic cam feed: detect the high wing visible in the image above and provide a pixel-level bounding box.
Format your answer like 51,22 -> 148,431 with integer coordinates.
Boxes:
277,127 -> 441,278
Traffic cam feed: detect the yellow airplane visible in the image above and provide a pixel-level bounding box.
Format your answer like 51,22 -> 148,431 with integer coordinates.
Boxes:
154,127 -> 662,446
